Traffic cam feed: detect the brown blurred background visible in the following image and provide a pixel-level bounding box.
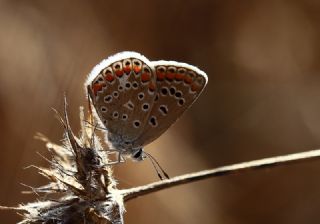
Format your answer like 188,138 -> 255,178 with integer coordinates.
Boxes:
1,0 -> 320,223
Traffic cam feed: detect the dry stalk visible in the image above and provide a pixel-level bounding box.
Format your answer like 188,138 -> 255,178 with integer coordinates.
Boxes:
2,101 -> 320,223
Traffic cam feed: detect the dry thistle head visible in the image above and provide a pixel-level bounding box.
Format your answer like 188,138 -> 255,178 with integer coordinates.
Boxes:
7,104 -> 125,224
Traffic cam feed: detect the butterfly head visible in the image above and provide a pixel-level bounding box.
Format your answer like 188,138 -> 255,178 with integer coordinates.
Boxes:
131,148 -> 146,161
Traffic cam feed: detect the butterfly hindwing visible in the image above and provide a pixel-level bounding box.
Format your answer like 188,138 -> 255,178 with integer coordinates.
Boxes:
133,60 -> 208,148
86,52 -> 157,143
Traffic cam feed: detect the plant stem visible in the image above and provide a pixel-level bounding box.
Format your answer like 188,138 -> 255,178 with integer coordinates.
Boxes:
121,148 -> 320,201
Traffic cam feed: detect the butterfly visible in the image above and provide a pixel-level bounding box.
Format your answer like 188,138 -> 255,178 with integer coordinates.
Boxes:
86,51 -> 207,169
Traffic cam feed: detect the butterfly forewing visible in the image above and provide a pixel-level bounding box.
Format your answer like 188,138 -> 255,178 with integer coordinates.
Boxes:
86,52 -> 157,143
133,61 -> 208,148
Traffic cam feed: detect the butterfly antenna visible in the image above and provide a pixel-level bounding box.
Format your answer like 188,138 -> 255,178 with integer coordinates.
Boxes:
146,153 -> 163,180
144,152 -> 169,180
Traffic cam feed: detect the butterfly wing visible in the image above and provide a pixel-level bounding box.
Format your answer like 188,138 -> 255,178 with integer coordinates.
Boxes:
86,52 -> 157,143
133,60 -> 208,148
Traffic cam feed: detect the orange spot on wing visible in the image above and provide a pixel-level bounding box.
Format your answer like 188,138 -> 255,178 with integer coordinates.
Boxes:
156,71 -> 165,81
105,73 -> 114,82
141,73 -> 151,82
184,75 -> 193,84
123,66 -> 131,74
115,69 -> 124,77
175,73 -> 184,81
133,66 -> 141,74
92,84 -> 103,95
148,82 -> 156,92
191,83 -> 199,92
166,72 -> 175,80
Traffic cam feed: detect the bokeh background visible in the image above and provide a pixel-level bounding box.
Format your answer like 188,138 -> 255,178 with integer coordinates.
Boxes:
1,0 -> 320,223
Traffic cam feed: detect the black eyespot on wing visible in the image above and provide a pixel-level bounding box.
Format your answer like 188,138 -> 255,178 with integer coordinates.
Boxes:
132,81 -> 139,89
161,87 -> 168,96
175,91 -> 182,98
104,95 -> 113,103
113,111 -> 119,118
138,92 -> 144,100
128,102 -> 134,109
113,91 -> 119,97
122,114 -> 128,120
178,98 -> 185,106
125,82 -> 131,89
169,87 -> 176,95
133,120 -> 141,128
154,94 -> 159,101
159,105 -> 168,115
101,106 -> 107,112
142,103 -> 150,111
149,116 -> 157,127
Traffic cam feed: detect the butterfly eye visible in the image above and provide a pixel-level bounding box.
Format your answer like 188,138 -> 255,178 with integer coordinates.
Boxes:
132,148 -> 143,160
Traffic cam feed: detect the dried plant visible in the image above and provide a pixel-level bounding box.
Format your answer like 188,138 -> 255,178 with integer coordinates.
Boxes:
2,100 -> 320,223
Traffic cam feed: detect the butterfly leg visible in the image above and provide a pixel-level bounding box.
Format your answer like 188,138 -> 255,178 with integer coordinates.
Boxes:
106,149 -> 119,155
105,151 -> 125,165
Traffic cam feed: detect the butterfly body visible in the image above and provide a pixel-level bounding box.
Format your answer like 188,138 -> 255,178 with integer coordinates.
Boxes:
86,51 -> 207,161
